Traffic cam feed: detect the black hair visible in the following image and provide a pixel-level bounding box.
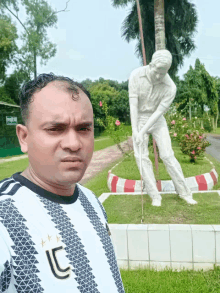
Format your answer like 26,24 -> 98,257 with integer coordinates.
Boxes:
19,73 -> 91,125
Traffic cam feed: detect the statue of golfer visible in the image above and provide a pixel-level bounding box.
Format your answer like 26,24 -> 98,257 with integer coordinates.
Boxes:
129,49 -> 197,207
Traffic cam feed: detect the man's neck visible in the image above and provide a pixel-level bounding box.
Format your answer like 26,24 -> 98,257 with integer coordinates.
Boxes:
21,167 -> 76,197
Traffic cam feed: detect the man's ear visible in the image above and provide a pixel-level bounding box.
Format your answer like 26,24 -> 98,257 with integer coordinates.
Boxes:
16,124 -> 28,153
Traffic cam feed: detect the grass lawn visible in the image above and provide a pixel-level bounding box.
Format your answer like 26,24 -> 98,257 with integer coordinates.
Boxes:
0,158 -> 29,181
103,192 -> 220,224
120,266 -> 220,293
112,144 -> 214,180
212,127 -> 220,135
94,136 -> 116,151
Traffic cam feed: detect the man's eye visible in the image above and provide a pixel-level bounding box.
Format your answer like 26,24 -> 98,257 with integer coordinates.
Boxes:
47,128 -> 63,132
80,127 -> 91,132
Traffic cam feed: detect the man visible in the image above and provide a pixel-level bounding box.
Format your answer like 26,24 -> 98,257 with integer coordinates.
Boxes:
0,73 -> 125,293
129,49 -> 197,207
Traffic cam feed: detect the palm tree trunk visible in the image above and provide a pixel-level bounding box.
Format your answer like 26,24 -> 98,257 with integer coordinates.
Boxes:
136,0 -> 159,179
136,0 -> 147,66
154,0 -> 166,50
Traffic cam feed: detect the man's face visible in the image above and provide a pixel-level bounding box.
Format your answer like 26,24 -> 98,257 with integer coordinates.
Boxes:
149,62 -> 168,84
21,82 -> 94,185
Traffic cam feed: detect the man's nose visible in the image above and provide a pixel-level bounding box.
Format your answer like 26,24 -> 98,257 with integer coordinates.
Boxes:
60,129 -> 82,151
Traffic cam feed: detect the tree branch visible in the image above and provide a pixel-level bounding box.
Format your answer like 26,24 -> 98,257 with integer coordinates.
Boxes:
2,3 -> 29,35
54,0 -> 70,14
43,0 -> 70,27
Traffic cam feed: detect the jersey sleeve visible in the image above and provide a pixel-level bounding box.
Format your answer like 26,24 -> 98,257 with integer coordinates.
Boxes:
0,224 -> 12,293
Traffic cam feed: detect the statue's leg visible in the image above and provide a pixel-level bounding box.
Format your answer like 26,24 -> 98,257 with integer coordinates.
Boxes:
133,121 -> 162,205
152,116 -> 197,205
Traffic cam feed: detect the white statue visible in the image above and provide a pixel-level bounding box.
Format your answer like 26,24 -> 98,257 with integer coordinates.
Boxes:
129,49 -> 197,207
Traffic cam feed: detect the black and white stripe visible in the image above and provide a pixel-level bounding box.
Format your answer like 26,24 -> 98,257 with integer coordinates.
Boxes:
0,198 -> 44,293
0,260 -> 12,292
78,189 -> 125,293
38,194 -> 100,293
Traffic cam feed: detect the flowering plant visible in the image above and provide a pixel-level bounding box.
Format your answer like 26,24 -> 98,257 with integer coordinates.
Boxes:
165,111 -> 210,162
179,130 -> 210,162
96,101 -> 131,156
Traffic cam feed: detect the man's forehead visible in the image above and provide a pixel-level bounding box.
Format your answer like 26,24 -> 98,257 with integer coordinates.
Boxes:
154,63 -> 168,71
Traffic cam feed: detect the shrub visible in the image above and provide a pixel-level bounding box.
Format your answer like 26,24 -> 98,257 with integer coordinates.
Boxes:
165,111 -> 210,162
179,130 -> 210,162
96,101 -> 131,156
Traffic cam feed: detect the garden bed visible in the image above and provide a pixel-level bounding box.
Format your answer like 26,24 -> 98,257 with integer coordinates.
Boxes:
111,146 -> 213,181
103,192 -> 220,224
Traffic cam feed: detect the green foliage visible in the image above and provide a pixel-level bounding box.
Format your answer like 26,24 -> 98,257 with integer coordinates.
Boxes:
0,86 -> 16,105
96,101 -> 131,156
0,15 -> 17,81
3,69 -> 29,105
175,59 -> 219,119
0,0 -> 68,78
88,80 -> 130,124
112,0 -> 198,77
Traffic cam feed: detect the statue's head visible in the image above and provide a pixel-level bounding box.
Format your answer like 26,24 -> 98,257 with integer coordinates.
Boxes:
149,49 -> 172,83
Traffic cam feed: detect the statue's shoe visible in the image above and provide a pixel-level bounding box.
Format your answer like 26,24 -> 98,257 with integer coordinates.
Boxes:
180,196 -> 197,205
152,198 -> 161,207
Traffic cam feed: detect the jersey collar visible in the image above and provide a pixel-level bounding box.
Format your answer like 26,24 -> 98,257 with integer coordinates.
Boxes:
12,172 -> 80,204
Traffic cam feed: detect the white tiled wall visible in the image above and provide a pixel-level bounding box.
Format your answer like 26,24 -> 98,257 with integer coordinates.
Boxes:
109,224 -> 219,271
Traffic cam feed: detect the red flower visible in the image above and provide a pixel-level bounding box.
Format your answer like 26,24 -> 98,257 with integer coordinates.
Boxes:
191,150 -> 195,155
173,133 -> 177,137
99,101 -> 102,107
183,117 -> 186,121
115,120 -> 120,126
171,120 -> 175,125
197,147 -> 201,150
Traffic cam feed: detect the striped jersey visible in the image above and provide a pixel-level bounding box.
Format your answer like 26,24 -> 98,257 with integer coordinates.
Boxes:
0,172 -> 125,293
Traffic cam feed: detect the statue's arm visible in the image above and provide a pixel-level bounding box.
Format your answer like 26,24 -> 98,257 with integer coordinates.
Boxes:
139,104 -> 167,135
138,81 -> 176,141
128,70 -> 139,139
129,97 -> 138,133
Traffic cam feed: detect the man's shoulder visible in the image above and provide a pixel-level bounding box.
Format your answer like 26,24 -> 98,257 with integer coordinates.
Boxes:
77,184 -> 107,221
0,175 -> 17,199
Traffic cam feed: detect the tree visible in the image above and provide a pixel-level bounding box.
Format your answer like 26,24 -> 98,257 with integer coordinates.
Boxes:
3,69 -> 29,105
175,59 -> 219,124
89,82 -> 130,124
0,0 -> 69,78
112,0 -> 198,77
0,15 -> 17,81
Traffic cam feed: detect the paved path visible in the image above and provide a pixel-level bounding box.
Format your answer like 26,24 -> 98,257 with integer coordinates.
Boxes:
80,138 -> 132,185
206,134 -> 220,162
0,154 -> 28,164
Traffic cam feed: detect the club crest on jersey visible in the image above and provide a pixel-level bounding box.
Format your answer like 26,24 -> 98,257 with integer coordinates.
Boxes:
46,246 -> 71,280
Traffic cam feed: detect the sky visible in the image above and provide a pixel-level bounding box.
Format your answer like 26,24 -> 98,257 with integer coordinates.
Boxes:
6,0 -> 220,83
